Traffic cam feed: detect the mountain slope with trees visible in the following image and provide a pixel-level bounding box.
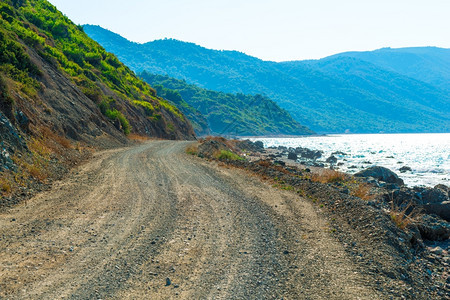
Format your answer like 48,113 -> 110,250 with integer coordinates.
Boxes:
83,25 -> 450,133
326,47 -> 450,92
140,72 -> 314,136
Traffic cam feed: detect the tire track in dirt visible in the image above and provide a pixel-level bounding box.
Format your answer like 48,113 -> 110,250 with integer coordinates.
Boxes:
0,141 -> 382,299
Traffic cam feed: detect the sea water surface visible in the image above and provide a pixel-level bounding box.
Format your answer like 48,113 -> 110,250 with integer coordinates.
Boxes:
251,133 -> 450,187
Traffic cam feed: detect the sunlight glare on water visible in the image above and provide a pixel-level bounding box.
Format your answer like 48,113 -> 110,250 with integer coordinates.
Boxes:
252,133 -> 450,187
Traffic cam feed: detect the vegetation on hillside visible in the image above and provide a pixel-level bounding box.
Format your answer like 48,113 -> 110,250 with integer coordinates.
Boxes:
141,72 -> 314,136
84,25 -> 450,133
0,0 -> 187,136
327,47 -> 450,92
0,0 -> 194,203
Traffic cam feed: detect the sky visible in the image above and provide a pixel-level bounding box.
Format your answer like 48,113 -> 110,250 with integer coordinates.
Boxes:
48,0 -> 450,62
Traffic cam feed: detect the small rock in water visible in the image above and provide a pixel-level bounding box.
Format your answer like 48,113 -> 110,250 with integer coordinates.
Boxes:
326,155 -> 338,164
399,166 -> 412,173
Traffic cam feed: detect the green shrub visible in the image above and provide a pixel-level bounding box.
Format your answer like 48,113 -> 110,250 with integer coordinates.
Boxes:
215,150 -> 243,161
133,100 -> 154,116
105,108 -> 131,135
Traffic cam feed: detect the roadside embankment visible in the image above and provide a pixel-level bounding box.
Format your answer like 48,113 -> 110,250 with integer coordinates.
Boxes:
188,137 -> 450,298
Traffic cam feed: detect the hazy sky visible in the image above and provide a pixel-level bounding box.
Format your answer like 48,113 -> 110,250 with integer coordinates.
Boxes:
48,0 -> 449,62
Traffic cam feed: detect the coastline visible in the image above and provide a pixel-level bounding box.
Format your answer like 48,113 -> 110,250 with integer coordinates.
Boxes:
189,137 -> 450,297
248,133 -> 450,188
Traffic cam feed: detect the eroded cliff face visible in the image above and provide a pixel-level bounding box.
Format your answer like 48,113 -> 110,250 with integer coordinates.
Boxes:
0,0 -> 195,205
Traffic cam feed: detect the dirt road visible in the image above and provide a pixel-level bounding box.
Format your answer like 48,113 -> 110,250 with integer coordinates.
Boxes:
0,141 -> 382,299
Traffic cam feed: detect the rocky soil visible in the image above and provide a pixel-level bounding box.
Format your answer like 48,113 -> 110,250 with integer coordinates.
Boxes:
193,138 -> 450,298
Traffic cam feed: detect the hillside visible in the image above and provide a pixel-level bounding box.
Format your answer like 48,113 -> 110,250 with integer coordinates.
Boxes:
83,25 -> 450,133
140,72 -> 314,136
327,47 -> 450,92
0,0 -> 194,204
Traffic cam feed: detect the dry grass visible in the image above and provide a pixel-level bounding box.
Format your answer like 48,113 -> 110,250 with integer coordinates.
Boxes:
351,182 -> 375,201
311,169 -> 348,184
186,144 -> 199,155
389,199 -> 421,230
12,152 -> 49,183
0,176 -> 12,195
28,138 -> 52,159
128,133 -> 151,142
27,164 -> 48,181
40,126 -> 72,151
257,160 -> 272,167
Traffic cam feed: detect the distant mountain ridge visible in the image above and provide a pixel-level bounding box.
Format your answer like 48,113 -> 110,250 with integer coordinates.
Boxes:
83,25 -> 450,133
326,47 -> 450,92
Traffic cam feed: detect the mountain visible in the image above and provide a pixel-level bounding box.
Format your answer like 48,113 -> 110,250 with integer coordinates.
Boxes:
327,47 -> 450,92
140,72 -> 314,136
83,25 -> 450,133
0,0 -> 194,202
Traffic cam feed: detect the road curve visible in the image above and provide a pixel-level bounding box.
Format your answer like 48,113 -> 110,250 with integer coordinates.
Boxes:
0,141 -> 381,299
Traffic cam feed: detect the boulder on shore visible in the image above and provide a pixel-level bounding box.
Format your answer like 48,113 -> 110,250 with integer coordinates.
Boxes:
423,201 -> 450,222
417,214 -> 450,240
355,166 -> 404,186
287,152 -> 298,160
421,187 -> 448,204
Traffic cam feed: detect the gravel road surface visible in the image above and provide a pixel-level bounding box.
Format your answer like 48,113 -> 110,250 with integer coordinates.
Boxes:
0,141 -> 382,299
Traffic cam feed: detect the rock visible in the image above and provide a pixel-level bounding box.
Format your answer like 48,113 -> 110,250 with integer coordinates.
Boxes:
385,183 -> 400,190
287,152 -> 298,160
434,184 -> 449,197
274,160 -> 285,166
421,187 -> 448,204
165,277 -> 171,286
197,140 -> 231,158
399,166 -> 412,173
430,246 -> 444,255
236,140 -> 264,152
326,155 -> 338,164
295,147 -> 322,160
417,215 -> 450,241
422,201 -> 450,222
354,166 -> 404,186
113,118 -> 122,131
332,151 -> 347,156
16,110 -> 30,132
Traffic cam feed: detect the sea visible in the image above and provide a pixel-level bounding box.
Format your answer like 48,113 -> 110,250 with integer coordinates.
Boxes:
250,133 -> 450,188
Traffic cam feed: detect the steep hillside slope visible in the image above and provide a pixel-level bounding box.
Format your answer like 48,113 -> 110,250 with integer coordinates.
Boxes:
140,73 -> 314,136
0,0 -> 194,205
327,47 -> 450,91
84,25 -> 450,133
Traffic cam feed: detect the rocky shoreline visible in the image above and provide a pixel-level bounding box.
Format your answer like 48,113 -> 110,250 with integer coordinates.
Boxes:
190,137 -> 450,298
